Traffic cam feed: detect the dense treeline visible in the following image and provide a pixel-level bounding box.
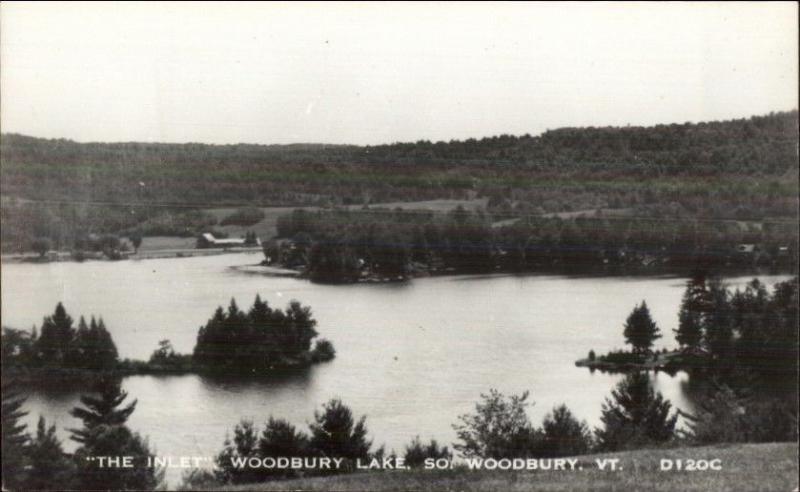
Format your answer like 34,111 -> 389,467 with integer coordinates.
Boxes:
193,296 -> 335,372
2,110 -> 797,252
673,275 -> 798,378
267,207 -> 798,282
1,303 -> 118,372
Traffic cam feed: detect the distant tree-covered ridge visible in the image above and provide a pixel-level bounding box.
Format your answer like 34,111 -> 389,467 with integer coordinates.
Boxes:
2,110 -> 797,252
3,111 -> 796,206
193,296 -> 335,372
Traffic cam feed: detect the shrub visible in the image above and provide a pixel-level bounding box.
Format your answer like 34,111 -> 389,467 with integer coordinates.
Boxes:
599,350 -> 646,365
311,339 -> 336,362
595,372 -> 677,451
540,405 -> 592,457
403,436 -> 451,468
31,237 -> 52,257
453,389 -> 543,459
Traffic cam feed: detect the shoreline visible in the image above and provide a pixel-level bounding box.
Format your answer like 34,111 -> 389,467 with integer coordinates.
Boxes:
0,246 -> 264,264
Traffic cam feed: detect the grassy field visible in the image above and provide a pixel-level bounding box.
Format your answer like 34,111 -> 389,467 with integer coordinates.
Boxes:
219,442 -> 798,492
203,199 -> 489,244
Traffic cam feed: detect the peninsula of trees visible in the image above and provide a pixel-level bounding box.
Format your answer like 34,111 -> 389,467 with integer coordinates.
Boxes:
577,275 -> 798,379
1,298 -> 335,381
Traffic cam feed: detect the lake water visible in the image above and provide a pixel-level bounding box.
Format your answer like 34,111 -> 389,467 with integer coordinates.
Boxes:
1,253 -> 791,486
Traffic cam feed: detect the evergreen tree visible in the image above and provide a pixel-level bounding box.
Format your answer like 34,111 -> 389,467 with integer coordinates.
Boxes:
704,279 -> 734,363
595,372 -> 677,451
73,425 -> 162,491
1,379 -> 29,490
540,404 -> 592,457
194,306 -> 227,367
68,316 -> 92,369
257,418 -> 311,480
675,272 -> 711,349
69,378 -> 137,443
70,379 -> 161,490
35,302 -> 75,365
284,301 -> 318,354
731,279 -> 771,371
680,382 -> 798,444
309,399 -> 372,472
92,317 -> 119,370
623,301 -> 661,354
24,417 -> 74,490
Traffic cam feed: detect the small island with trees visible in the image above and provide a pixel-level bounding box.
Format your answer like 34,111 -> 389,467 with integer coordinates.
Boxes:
1,297 -> 335,384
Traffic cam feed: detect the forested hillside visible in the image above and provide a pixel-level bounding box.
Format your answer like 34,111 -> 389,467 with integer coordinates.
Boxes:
2,111 -> 797,205
1,111 -> 797,252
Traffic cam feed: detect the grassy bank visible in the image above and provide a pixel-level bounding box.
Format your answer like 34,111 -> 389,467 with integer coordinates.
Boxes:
219,442 -> 797,492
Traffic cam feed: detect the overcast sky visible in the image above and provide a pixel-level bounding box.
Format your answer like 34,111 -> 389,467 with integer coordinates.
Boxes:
1,2 -> 797,145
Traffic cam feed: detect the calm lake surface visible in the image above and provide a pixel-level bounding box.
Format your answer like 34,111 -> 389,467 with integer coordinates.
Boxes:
1,253 -> 791,486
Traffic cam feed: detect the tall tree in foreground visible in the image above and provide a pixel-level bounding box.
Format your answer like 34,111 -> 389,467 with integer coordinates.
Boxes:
70,378 -> 161,490
1,379 -> 29,490
309,399 -> 372,472
595,372 -> 677,451
623,301 -> 661,354
69,378 -> 137,442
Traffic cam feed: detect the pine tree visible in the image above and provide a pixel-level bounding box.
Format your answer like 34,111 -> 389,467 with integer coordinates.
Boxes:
623,301 -> 661,354
595,372 -> 677,451
541,404 -> 592,457
674,272 -> 711,349
69,378 -> 137,443
25,417 -> 74,490
70,379 -> 161,490
93,317 -> 119,370
309,399 -> 372,472
1,379 -> 29,490
73,425 -> 162,490
704,279 -> 734,363
35,302 -> 75,365
68,316 -> 92,369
